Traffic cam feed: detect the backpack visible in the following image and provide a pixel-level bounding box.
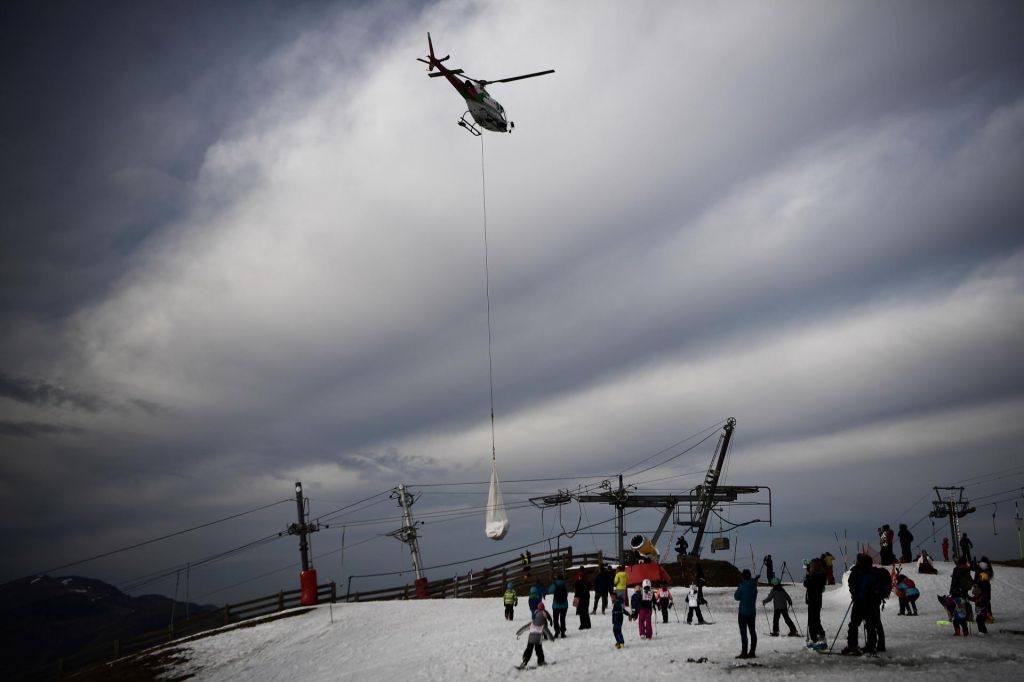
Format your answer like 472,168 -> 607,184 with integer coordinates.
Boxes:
873,567 -> 893,600
553,583 -> 568,603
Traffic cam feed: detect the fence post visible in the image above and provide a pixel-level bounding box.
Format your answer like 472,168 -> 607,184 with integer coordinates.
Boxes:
454,574 -> 459,598
113,639 -> 120,660
403,584 -> 409,600
277,590 -> 285,611
330,581 -> 337,604
223,604 -> 231,625
567,545 -> 573,570
502,568 -> 508,590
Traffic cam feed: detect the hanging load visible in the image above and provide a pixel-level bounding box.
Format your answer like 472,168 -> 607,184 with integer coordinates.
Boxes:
486,459 -> 510,540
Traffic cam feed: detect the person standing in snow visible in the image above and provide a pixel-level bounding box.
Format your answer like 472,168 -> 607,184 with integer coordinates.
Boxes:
592,565 -> 613,615
734,568 -> 758,659
573,570 -> 592,630
959,533 -> 974,563
515,602 -> 554,668
970,579 -> 990,634
917,549 -> 938,574
503,581 -> 519,621
630,587 -> 641,620
685,584 -> 706,624
763,554 -> 775,583
636,579 -> 655,639
656,582 -> 673,624
950,594 -> 971,636
528,584 -> 543,619
950,558 -> 973,598
842,553 -> 882,655
610,590 -> 631,649
897,524 -> 914,563
762,578 -> 799,636
613,565 -> 629,603
803,558 -> 827,644
548,574 -> 570,638
695,562 -> 708,604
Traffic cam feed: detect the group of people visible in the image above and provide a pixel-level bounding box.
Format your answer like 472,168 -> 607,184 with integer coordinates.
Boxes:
512,564 -> 710,667
512,534 -> 1000,667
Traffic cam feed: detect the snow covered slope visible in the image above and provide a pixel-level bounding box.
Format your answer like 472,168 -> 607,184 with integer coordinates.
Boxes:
166,562 -> 1024,681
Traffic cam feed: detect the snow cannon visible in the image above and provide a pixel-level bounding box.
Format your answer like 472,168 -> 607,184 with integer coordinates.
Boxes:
625,535 -> 670,587
630,535 -> 660,563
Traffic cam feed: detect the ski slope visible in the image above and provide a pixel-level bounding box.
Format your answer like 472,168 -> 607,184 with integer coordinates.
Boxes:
166,562 -> 1024,680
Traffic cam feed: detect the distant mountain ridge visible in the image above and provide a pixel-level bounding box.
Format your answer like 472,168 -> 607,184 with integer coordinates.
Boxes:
0,573 -> 216,679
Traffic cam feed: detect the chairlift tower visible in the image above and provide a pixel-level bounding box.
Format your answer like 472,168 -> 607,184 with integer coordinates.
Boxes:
388,483 -> 425,581
929,486 -> 976,561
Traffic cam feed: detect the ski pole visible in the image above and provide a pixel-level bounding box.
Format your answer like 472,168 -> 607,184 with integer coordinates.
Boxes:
762,602 -> 772,635
829,600 -> 853,654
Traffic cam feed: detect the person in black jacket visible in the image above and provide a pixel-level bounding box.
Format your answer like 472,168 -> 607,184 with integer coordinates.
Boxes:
959,533 -> 974,563
803,558 -> 827,644
842,553 -> 882,655
592,565 -> 613,615
897,524 -> 914,563
573,570 -> 592,629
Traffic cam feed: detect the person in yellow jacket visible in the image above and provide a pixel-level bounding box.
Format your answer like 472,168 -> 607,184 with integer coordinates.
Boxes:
503,581 -> 519,621
613,565 -> 629,602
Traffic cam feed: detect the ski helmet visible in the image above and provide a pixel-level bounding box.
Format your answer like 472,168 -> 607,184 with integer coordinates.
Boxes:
771,577 -> 781,586
536,601 -> 545,610
642,579 -> 652,589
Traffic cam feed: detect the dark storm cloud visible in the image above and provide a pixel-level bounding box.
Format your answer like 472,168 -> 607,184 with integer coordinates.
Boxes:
0,421 -> 86,438
0,372 -> 112,412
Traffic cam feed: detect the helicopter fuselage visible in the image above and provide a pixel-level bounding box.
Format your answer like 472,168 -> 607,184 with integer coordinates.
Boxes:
434,63 -> 509,132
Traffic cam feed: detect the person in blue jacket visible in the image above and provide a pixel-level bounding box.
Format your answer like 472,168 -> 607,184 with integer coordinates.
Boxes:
548,573 -> 570,638
734,568 -> 758,659
528,584 -> 543,618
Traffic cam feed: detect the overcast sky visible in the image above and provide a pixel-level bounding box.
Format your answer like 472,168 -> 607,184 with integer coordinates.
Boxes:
2,0 -> 1023,604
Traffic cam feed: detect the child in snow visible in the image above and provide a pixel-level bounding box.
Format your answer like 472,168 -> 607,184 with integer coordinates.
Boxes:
951,594 -> 971,636
503,581 -> 518,621
686,583 -> 706,624
610,590 -> 631,649
656,583 -> 673,624
895,574 -> 919,615
971,581 -> 990,634
528,585 -> 542,618
762,577 -> 799,636
515,602 -> 554,668
637,579 -> 655,639
629,588 -> 641,621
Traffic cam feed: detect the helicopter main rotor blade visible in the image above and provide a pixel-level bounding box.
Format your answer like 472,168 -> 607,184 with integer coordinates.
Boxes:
468,69 -> 555,86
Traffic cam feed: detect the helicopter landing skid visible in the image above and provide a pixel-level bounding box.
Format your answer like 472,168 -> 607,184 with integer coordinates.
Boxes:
457,112 -> 482,137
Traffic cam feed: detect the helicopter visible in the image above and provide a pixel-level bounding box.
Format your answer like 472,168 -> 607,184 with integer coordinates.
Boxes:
418,33 -> 554,136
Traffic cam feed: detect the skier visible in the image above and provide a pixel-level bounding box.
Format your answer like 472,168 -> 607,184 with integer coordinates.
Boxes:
941,536 -> 950,561
656,582 -> 674,624
879,526 -> 894,566
951,594 -> 971,636
822,551 -> 836,585
685,583 -> 706,624
803,558 -> 827,645
503,581 -> 519,621
897,523 -> 914,563
895,574 -> 919,615
573,570 -> 592,630
629,587 -> 642,621
548,574 -> 570,638
695,562 -> 708,604
592,564 -> 613,615
841,553 -> 882,655
636,579 -> 655,639
959,533 -> 974,563
763,555 -> 775,584
734,568 -> 758,659
515,601 -> 554,668
762,578 -> 799,636
610,589 -> 631,649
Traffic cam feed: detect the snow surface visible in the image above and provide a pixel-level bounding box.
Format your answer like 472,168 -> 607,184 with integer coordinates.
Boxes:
166,562 -> 1024,681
